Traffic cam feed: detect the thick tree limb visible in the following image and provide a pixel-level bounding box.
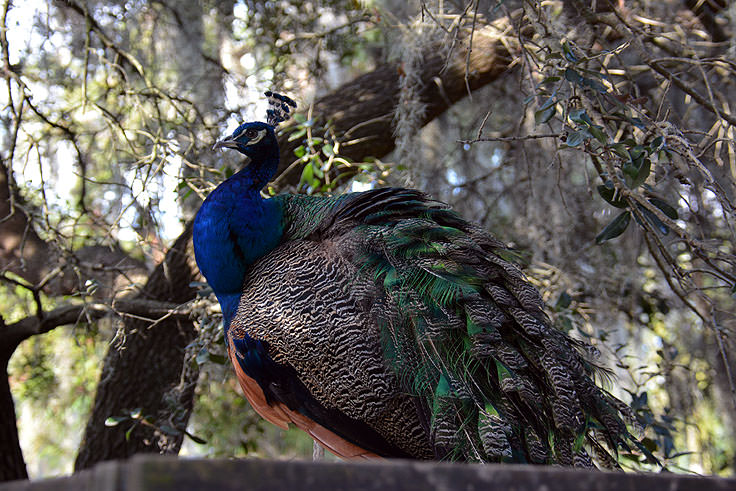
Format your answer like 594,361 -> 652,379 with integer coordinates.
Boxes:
275,22 -> 512,184
2,299 -> 191,354
0,321 -> 27,482
0,297 -> 191,481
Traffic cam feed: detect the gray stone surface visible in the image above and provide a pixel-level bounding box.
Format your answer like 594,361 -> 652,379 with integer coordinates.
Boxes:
1,456 -> 734,491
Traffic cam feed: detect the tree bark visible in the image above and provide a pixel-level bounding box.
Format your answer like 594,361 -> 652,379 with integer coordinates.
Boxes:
0,319 -> 28,482
74,223 -> 200,470
69,22 -> 512,471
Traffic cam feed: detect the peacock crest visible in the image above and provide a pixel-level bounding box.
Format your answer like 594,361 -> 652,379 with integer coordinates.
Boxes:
265,90 -> 297,127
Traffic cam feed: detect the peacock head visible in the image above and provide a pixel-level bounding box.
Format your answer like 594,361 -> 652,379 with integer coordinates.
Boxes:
212,121 -> 277,159
212,91 -> 296,160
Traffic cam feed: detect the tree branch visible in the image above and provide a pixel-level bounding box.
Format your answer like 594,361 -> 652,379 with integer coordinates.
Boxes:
274,20 -> 514,185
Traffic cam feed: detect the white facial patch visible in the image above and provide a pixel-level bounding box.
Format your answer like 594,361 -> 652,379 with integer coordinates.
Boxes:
244,129 -> 267,146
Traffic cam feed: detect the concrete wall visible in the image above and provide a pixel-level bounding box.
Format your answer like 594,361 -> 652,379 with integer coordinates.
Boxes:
1,456 -> 734,491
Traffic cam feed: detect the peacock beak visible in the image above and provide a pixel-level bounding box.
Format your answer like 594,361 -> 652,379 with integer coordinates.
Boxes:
212,138 -> 240,151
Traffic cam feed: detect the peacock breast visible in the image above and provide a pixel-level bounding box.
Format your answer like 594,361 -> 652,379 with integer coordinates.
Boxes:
193,183 -> 284,324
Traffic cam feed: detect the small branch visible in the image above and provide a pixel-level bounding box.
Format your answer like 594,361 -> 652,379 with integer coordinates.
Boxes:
459,133 -> 560,145
1,299 -> 192,358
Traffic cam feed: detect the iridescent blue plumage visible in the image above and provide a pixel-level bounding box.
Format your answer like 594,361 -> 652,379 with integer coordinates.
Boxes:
193,121 -> 284,326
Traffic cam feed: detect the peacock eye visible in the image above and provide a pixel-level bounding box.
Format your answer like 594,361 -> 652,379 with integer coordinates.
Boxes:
244,128 -> 258,139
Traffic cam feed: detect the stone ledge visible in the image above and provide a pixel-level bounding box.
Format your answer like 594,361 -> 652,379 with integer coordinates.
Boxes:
2,456 -> 734,491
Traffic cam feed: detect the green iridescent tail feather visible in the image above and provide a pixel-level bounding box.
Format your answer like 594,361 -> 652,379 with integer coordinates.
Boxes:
274,187 -> 643,466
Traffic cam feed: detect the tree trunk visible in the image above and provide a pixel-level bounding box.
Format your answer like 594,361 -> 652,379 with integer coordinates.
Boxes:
0,350 -> 28,481
73,22 -> 512,470
74,223 -> 199,470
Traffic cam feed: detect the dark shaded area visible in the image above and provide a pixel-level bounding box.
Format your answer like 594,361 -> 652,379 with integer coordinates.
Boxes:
0,316 -> 28,482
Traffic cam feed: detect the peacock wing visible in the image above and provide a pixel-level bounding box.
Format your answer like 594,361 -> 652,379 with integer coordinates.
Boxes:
228,235 -> 434,460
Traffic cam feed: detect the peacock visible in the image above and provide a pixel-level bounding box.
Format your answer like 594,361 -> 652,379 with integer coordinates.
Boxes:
192,91 -> 641,466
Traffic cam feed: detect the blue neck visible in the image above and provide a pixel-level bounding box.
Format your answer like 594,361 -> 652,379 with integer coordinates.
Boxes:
193,153 -> 283,328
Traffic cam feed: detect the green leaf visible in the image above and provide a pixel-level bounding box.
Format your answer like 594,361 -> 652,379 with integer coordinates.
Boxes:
610,143 -> 629,158
648,198 -> 678,219
540,76 -> 561,84
562,42 -> 578,62
196,347 -> 210,365
293,145 -> 306,158
597,182 -> 627,208
564,67 -> 583,84
629,117 -> 645,129
650,136 -> 663,151
569,108 -> 592,126
583,77 -> 607,93
566,130 -> 589,147
130,408 -> 143,419
589,125 -> 607,144
580,68 -> 608,80
629,145 -> 647,161
125,426 -> 135,441
623,147 -> 650,188
622,161 -> 638,179
299,162 -> 314,186
322,143 -> 334,157
632,158 -> 651,188
535,104 -> 556,124
539,96 -> 556,111
311,160 -> 324,179
287,127 -> 307,141
639,205 -> 669,235
596,211 -> 631,244
105,416 -> 127,427
185,431 -> 207,445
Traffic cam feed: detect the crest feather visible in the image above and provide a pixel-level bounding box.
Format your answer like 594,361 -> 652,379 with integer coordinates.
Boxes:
265,91 -> 297,126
